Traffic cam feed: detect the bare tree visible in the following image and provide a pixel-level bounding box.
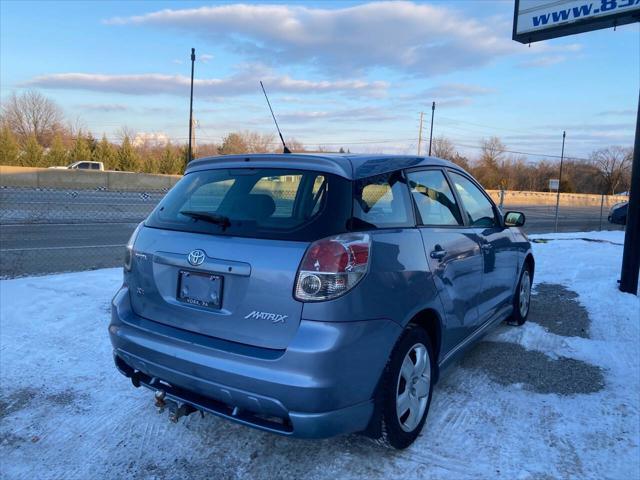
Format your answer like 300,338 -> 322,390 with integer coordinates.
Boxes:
1,90 -> 64,146
218,131 -> 274,155
244,131 -> 275,152
474,137 -> 507,189
591,146 -> 632,195
115,126 -> 136,144
431,136 -> 456,161
286,138 -> 306,153
431,136 -> 470,170
218,132 -> 249,155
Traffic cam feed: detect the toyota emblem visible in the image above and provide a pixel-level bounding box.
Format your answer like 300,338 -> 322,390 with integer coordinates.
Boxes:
187,249 -> 206,266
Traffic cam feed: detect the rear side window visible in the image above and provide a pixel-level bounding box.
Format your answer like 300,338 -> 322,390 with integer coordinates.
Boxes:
146,168 -> 352,241
407,170 -> 462,226
448,172 -> 497,227
353,172 -> 413,229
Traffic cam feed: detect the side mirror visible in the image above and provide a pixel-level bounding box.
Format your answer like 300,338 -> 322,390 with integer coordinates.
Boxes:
504,211 -> 525,227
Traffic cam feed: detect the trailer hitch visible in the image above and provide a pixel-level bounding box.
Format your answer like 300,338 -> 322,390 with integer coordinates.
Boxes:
169,403 -> 197,423
154,389 -> 198,422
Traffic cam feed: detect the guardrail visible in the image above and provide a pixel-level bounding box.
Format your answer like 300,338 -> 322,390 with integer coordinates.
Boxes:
0,165 -> 180,191
486,189 -> 628,207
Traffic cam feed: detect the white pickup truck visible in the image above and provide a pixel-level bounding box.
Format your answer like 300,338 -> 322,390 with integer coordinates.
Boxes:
49,161 -> 105,171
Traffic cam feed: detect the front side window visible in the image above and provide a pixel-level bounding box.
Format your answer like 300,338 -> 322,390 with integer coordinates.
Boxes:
146,168 -> 351,241
407,170 -> 462,226
448,171 -> 496,227
353,171 -> 413,229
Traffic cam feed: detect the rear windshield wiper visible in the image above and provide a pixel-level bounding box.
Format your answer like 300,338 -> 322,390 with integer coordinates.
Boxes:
180,210 -> 231,230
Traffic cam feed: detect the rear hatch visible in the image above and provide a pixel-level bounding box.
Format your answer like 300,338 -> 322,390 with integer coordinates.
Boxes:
127,167 -> 351,350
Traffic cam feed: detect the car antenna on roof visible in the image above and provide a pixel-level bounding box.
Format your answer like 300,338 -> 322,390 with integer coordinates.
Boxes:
260,81 -> 291,154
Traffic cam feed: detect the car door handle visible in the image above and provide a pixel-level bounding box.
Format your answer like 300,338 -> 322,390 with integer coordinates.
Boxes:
430,245 -> 447,260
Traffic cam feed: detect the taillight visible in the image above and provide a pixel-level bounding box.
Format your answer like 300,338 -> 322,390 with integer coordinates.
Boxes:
295,233 -> 370,301
124,222 -> 143,272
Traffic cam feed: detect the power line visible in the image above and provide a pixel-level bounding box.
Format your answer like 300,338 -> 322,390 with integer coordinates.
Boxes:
437,115 -> 535,137
446,139 -> 590,162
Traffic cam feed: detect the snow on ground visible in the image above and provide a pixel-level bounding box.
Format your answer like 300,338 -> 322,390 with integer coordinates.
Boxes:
1,231 -> 638,479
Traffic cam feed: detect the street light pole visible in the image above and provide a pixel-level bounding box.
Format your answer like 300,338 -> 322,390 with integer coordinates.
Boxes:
187,48 -> 196,164
553,131 -> 566,233
428,101 -> 435,156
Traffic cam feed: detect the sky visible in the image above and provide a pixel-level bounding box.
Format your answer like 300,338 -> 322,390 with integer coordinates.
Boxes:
1,0 -> 638,161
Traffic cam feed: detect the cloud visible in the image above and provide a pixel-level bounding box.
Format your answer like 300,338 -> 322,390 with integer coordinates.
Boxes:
200,53 -> 214,63
422,83 -> 495,98
77,103 -> 129,112
503,130 -> 634,149
532,122 -> 633,133
518,43 -> 582,68
598,109 -> 635,117
395,83 -> 494,109
277,106 -> 401,123
105,2 -> 520,76
519,55 -> 566,68
132,131 -> 170,147
24,65 -> 388,98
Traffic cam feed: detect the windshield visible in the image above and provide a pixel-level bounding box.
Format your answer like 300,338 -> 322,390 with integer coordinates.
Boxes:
146,168 -> 352,241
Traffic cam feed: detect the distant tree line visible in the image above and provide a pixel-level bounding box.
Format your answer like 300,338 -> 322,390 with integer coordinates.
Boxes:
0,90 -> 633,194
432,136 -> 632,195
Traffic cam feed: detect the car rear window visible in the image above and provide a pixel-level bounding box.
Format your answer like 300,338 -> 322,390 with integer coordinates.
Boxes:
146,168 -> 352,241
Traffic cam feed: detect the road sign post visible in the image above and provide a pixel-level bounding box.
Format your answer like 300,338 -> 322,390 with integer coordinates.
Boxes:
554,132 -> 566,233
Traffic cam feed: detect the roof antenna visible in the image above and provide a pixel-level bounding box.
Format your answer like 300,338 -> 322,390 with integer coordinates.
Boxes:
260,81 -> 291,154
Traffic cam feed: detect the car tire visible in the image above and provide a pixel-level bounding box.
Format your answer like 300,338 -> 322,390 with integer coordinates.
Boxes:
375,325 -> 435,449
507,263 -> 532,326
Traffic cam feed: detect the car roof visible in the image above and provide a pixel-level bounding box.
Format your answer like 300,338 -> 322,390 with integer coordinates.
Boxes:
185,153 -> 465,180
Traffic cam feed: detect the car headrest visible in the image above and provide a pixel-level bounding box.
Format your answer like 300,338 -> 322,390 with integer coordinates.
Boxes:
245,194 -> 276,221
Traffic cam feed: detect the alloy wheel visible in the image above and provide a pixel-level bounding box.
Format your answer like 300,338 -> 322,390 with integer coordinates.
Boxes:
519,270 -> 531,318
396,343 -> 431,432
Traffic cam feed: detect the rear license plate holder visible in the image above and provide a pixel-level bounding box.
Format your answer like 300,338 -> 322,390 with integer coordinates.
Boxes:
177,270 -> 223,309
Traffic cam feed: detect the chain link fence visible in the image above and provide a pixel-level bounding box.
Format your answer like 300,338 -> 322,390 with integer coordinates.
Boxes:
0,184 -> 626,278
0,186 -> 166,278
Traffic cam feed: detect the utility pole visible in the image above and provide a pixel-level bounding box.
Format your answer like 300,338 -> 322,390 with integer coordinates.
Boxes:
619,90 -> 640,295
187,48 -> 196,164
417,112 -> 424,155
428,101 -> 435,156
553,131 -> 566,233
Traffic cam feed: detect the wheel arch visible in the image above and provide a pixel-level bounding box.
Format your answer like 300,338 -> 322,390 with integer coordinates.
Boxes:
406,308 -> 443,383
363,307 -> 443,441
524,252 -> 535,282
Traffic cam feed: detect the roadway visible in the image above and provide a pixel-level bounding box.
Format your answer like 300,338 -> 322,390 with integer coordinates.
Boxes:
0,204 -> 623,278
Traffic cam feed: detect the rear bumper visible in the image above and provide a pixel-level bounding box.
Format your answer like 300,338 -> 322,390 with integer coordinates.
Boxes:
109,286 -> 402,439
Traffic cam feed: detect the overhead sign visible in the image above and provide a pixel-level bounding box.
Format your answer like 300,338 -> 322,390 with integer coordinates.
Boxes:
513,0 -> 640,43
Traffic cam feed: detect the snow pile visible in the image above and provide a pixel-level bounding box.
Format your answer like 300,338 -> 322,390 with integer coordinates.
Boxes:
0,231 -> 638,479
